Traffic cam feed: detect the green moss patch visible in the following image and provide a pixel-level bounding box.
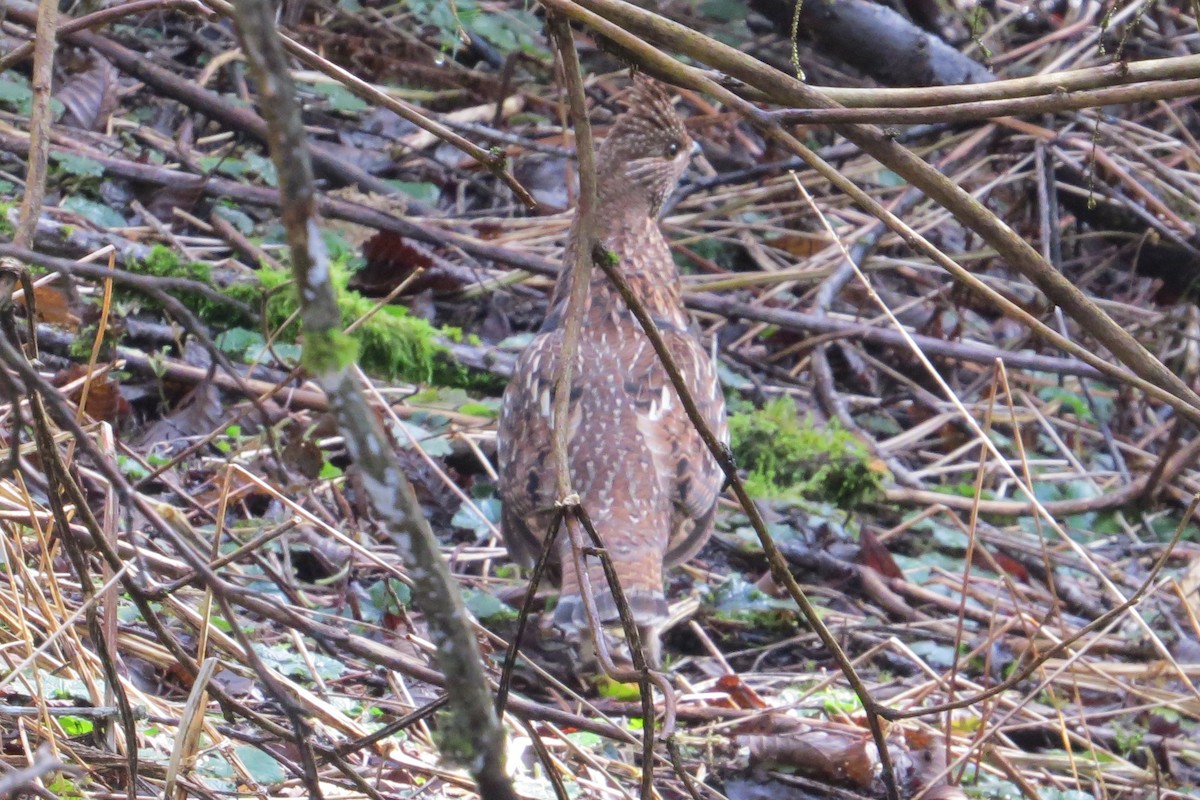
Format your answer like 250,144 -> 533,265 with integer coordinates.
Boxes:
131,246 -> 482,387
728,396 -> 886,509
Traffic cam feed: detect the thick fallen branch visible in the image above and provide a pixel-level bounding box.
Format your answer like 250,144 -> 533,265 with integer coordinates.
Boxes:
751,0 -> 994,88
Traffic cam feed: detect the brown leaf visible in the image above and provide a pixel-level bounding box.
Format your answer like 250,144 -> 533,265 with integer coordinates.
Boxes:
282,435 -> 324,481
350,231 -> 462,296
145,176 -> 208,222
973,547 -> 1031,582
472,222 -> 504,240
18,285 -> 79,329
717,674 -> 770,710
740,727 -> 881,788
54,365 -> 131,423
858,528 -> 904,579
57,56 -> 120,131
766,232 -> 830,258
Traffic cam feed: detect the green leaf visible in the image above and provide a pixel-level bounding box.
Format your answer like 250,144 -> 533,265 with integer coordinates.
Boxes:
451,497 -> 500,537
457,401 -> 497,418
59,196 -> 128,228
699,0 -> 748,22
873,168 -> 907,188
1038,385 -> 1093,421
595,678 -> 641,701
307,82 -> 368,113
242,151 -> 278,187
367,577 -> 412,617
58,715 -> 95,736
472,8 -> 546,55
463,589 -> 517,622
117,454 -> 151,480
252,642 -> 346,681
198,156 -> 249,179
0,71 -> 33,113
394,420 -> 453,457
215,327 -> 266,359
564,730 -> 603,748
51,152 -> 105,178
35,672 -> 93,702
213,203 -> 256,235
390,180 -> 441,205
235,745 -> 287,786
815,687 -> 863,715
45,776 -> 84,800
209,614 -> 234,632
246,341 -> 303,367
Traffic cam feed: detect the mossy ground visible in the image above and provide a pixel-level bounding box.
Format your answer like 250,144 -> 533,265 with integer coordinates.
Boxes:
132,245 -> 493,388
728,396 -> 886,509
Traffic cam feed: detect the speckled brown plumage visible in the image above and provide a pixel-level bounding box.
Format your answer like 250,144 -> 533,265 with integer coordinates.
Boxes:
496,80 -> 727,666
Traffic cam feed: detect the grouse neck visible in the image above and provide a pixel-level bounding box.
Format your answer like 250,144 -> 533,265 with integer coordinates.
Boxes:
543,209 -> 688,332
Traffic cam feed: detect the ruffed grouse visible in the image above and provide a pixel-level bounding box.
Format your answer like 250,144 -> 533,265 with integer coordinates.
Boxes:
497,80 -> 727,667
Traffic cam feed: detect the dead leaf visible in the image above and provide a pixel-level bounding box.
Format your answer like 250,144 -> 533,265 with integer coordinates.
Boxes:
350,231 -> 464,296
18,284 -> 79,329
57,55 -> 120,131
717,674 -> 770,710
54,365 -> 131,423
858,528 -> 903,579
145,176 -> 208,222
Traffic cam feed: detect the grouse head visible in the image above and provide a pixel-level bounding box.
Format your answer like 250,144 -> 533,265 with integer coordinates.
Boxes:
595,78 -> 695,217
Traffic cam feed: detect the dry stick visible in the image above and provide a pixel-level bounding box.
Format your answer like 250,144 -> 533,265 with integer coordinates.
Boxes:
543,21 -> 665,800
29,410 -> 139,800
541,12 -> 1200,492
809,184 -> 928,487
545,15 -> 596,511
0,243 -> 254,317
515,717 -> 572,800
925,514 -> 1196,791
817,49 -> 1200,108
9,0 -> 55,254
773,78 -> 1200,125
494,509 -> 682,796
199,0 -> 535,210
0,0 -> 58,307
492,510 -> 572,800
556,0 -> 1200,425
792,169 -> 1197,671
495,507 -> 565,718
570,506 -> 690,799
0,744 -> 75,797
590,239 -> 901,800
227,2 -> 513,798
0,129 -> 551,275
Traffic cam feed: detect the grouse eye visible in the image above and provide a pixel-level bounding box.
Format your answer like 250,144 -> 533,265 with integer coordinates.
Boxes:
665,141 -> 680,157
